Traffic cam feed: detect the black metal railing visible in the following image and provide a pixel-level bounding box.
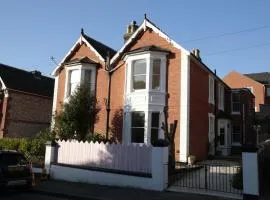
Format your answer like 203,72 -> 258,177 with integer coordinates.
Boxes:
169,162 -> 242,195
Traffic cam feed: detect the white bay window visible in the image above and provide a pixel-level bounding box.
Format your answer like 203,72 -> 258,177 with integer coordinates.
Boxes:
65,63 -> 96,100
123,50 -> 168,144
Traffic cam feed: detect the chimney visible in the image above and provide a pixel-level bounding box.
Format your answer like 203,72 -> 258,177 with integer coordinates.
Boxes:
31,70 -> 42,79
192,48 -> 201,60
123,21 -> 138,43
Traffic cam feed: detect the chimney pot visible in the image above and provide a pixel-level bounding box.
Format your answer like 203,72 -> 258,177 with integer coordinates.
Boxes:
192,48 -> 201,60
123,20 -> 138,43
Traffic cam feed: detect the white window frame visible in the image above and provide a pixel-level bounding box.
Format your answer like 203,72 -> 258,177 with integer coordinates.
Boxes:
124,52 -> 167,95
218,84 -> 224,111
246,86 -> 254,94
131,111 -> 145,143
208,76 -> 215,104
132,59 -> 147,91
64,64 -> 96,101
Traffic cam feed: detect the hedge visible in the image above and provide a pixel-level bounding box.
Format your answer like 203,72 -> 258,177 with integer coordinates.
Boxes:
0,138 -> 45,165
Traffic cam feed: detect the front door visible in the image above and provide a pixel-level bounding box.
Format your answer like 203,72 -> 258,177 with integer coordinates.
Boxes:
218,119 -> 231,156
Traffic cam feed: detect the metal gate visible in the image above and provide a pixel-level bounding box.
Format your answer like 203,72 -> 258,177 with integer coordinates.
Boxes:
169,161 -> 243,195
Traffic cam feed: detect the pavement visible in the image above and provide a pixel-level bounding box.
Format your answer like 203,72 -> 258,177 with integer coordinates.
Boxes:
32,179 -> 236,200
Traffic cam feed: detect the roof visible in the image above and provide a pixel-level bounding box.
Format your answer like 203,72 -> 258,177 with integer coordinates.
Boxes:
82,33 -> 116,59
65,56 -> 98,65
0,63 -> 54,97
124,45 -> 170,57
110,18 -> 190,65
52,31 -> 116,76
244,72 -> 270,84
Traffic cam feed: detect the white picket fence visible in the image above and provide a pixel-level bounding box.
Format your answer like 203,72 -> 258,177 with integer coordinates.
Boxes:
56,140 -> 152,174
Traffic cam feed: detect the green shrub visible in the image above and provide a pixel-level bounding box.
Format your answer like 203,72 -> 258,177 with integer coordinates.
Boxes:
232,168 -> 243,190
0,137 -> 46,165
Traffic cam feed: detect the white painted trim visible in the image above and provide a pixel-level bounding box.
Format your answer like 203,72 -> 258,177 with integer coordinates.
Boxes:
52,35 -> 105,76
208,75 -> 215,105
51,75 -> 59,127
242,152 -> 259,196
0,77 -> 7,90
179,54 -> 190,162
111,19 -> 190,65
218,84 -> 224,111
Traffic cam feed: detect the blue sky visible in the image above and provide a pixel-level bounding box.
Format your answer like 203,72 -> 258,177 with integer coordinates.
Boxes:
0,0 -> 269,77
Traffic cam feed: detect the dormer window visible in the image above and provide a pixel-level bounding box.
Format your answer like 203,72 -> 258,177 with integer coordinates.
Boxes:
64,59 -> 97,100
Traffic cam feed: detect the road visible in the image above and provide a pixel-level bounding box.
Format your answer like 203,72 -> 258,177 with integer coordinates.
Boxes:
1,190 -> 70,200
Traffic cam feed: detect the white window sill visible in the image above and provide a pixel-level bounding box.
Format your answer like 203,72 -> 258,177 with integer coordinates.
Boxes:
231,111 -> 240,115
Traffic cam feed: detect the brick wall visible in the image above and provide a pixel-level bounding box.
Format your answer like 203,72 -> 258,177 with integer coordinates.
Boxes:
55,43 -> 108,134
5,90 -> 53,137
189,58 -> 210,160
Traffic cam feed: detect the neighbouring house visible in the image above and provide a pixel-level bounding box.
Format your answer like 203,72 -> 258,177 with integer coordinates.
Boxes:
52,17 -> 255,162
223,71 -> 270,112
223,71 -> 270,142
0,63 -> 54,138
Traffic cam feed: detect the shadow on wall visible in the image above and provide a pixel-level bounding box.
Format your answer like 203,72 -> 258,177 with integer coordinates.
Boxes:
111,109 -> 123,142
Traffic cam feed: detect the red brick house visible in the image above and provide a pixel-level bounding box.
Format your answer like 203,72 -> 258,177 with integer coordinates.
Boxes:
0,63 -> 54,138
52,18 -> 255,162
223,71 -> 270,112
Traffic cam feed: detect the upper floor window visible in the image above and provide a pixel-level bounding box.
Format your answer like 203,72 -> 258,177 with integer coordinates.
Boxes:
133,59 -> 147,90
125,51 -> 168,95
65,64 -> 96,99
68,69 -> 80,96
152,59 -> 161,90
218,84 -> 224,110
209,76 -> 215,104
232,92 -> 240,113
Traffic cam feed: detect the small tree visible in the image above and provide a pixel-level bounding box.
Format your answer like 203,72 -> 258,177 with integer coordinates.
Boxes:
54,84 -> 100,141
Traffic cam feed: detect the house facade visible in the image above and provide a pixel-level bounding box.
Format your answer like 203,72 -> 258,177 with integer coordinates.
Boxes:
52,18 -> 255,162
0,63 -> 54,138
223,71 -> 270,112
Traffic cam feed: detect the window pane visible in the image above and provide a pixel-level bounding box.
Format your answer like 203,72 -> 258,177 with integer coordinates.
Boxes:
233,134 -> 241,143
84,70 -> 91,84
267,88 -> 270,96
151,113 -> 159,127
133,60 -> 146,75
232,102 -> 240,112
232,93 -> 240,102
232,124 -> 241,133
133,75 -> 146,89
70,82 -> 78,95
131,112 -> 145,127
152,75 -> 160,89
151,129 -> 159,144
220,128 -> 225,145
153,59 -> 161,74
131,128 -> 144,143
70,70 -> 80,83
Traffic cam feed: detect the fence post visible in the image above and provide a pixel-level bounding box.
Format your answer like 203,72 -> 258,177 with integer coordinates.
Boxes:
204,165 -> 208,189
242,145 -> 259,200
151,146 -> 168,191
44,141 -> 58,174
